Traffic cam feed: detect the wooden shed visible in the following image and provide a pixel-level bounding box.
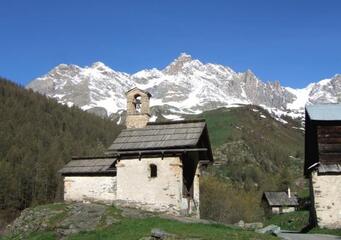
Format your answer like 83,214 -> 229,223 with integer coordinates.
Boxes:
305,104 -> 341,229
262,191 -> 298,215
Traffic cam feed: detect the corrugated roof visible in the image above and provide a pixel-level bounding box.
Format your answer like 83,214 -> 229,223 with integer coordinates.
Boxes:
58,158 -> 116,175
318,163 -> 341,173
263,192 -> 298,207
306,104 -> 341,121
108,120 -> 206,151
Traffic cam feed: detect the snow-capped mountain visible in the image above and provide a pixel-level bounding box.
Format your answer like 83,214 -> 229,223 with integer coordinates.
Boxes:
27,53 -> 341,120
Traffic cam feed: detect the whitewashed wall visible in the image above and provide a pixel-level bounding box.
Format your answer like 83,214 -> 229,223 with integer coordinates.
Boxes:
271,207 -> 280,214
282,207 -> 295,213
311,171 -> 341,229
64,176 -> 116,204
116,157 -> 185,215
193,165 -> 200,218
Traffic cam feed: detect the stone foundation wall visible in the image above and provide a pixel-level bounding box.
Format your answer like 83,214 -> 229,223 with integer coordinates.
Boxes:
64,176 -> 116,204
311,171 -> 341,229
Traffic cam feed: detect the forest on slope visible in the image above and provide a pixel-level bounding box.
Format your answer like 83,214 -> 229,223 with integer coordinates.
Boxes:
0,78 -> 121,226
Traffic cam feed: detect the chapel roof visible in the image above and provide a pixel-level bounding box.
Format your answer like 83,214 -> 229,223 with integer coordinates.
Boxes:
107,119 -> 213,161
58,157 -> 116,176
263,192 -> 299,207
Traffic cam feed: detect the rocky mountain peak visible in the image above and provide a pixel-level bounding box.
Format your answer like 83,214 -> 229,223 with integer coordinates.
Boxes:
27,53 -> 341,121
90,61 -> 113,72
177,52 -> 192,61
91,61 -> 107,68
163,53 -> 201,75
51,63 -> 80,73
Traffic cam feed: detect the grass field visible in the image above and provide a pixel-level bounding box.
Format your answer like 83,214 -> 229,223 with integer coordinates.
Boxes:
309,227 -> 341,237
264,211 -> 309,231
264,211 -> 341,236
2,203 -> 279,240
68,217 -> 278,240
23,217 -> 278,240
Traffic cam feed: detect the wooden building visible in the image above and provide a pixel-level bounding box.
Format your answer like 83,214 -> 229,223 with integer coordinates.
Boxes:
262,190 -> 298,215
59,87 -> 214,218
305,104 -> 341,229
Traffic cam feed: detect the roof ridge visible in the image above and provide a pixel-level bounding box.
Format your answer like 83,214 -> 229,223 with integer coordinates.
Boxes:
147,119 -> 206,125
264,191 -> 288,193
71,156 -> 114,160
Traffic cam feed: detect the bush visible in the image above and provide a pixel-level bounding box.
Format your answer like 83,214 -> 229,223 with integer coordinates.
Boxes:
200,176 -> 264,224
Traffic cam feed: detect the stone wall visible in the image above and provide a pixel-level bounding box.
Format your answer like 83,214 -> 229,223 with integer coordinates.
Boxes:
126,89 -> 150,115
178,166 -> 200,218
64,176 -> 116,204
126,114 -> 150,129
116,157 -> 185,215
193,165 -> 201,218
282,207 -> 295,213
271,207 -> 280,214
125,88 -> 150,129
311,171 -> 341,229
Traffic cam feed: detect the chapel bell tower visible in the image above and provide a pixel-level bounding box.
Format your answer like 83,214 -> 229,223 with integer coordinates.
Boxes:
125,87 -> 151,129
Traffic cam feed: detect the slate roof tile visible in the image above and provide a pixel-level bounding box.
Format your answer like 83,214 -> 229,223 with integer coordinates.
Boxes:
108,120 -> 206,151
58,158 -> 116,174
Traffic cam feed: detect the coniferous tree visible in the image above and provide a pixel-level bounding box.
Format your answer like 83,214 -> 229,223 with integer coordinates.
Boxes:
0,77 -> 122,212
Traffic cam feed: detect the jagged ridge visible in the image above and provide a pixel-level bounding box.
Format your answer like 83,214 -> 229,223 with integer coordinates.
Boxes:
27,53 -> 341,119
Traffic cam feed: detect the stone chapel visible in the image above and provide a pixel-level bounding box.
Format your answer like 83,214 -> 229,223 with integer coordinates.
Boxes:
59,87 -> 214,218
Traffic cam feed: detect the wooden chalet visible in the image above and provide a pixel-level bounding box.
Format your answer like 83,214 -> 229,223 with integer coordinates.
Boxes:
305,104 -> 341,228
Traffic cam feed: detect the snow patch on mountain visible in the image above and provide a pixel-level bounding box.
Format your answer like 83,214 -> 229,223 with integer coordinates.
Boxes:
26,53 -> 341,123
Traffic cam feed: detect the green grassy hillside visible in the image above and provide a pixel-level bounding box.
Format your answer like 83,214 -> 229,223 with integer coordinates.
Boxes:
2,203 -> 278,240
199,106 -> 304,191
192,107 -> 306,223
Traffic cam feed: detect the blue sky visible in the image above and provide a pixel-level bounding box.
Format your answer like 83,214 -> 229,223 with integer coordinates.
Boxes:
1,0 -> 341,88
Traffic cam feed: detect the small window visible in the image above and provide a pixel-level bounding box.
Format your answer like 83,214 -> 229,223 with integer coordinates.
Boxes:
150,164 -> 157,178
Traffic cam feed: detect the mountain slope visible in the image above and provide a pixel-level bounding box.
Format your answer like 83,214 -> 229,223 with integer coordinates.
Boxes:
27,53 -> 341,119
193,106 -> 304,190
0,78 -> 121,214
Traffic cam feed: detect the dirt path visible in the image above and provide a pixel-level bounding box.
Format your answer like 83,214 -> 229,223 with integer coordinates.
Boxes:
277,232 -> 341,240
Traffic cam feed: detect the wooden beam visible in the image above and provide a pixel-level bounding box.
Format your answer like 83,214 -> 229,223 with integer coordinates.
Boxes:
319,153 -> 341,164
319,143 -> 341,153
199,160 -> 211,164
106,148 -> 208,156
318,137 -> 341,144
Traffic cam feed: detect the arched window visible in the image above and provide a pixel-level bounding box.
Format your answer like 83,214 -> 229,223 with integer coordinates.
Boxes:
133,95 -> 142,113
150,164 -> 157,178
